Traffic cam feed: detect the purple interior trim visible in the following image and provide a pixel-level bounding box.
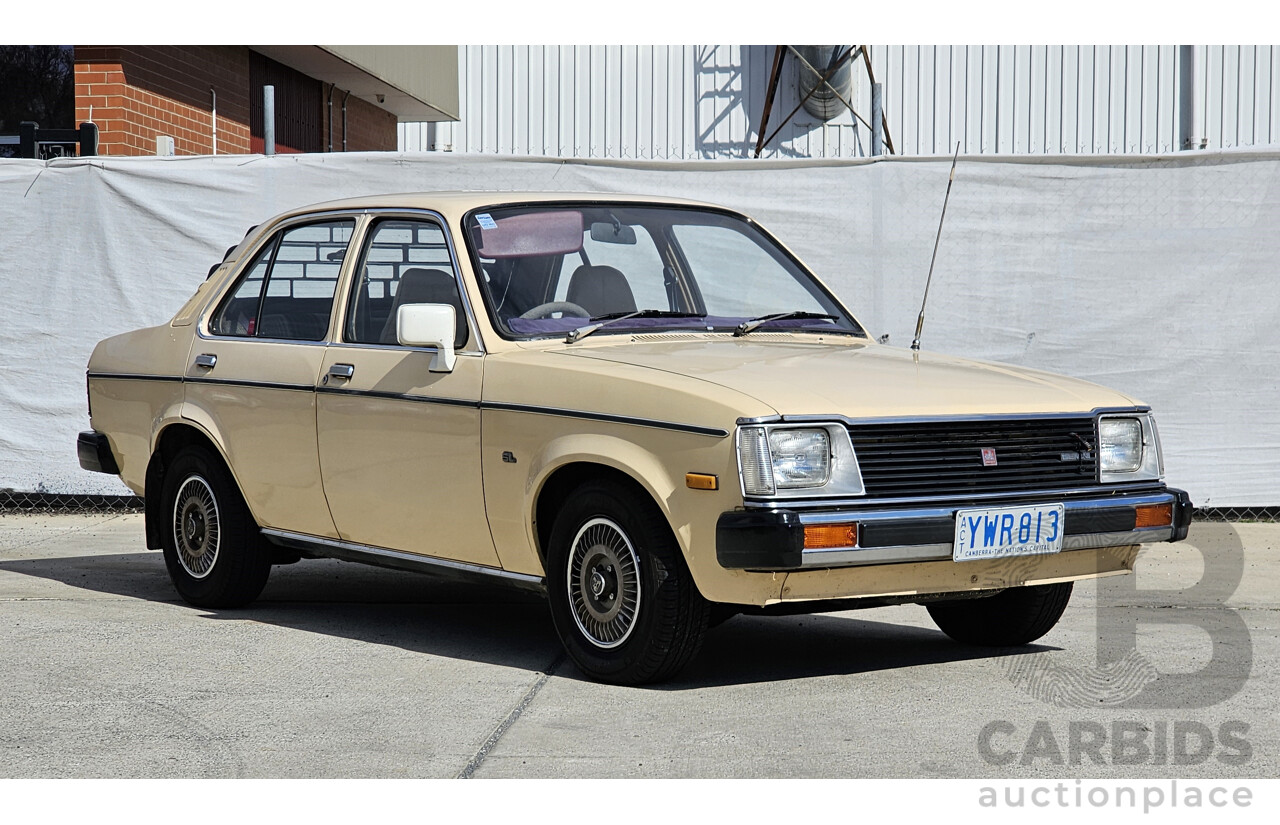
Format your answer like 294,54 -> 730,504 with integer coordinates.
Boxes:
506,315 -> 840,336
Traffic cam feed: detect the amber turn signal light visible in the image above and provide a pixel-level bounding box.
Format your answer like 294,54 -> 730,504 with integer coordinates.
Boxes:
1134,503 -> 1174,528
685,473 -> 719,491
804,523 -> 858,549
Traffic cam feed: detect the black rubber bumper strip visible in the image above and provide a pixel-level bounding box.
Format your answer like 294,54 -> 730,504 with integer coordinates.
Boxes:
716,510 -> 805,569
77,430 -> 119,475
1171,487 -> 1194,542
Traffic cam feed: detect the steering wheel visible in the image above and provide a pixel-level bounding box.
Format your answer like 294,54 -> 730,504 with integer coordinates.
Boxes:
517,301 -> 591,320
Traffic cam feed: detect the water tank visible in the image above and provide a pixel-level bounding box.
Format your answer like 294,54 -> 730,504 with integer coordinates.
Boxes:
793,45 -> 852,122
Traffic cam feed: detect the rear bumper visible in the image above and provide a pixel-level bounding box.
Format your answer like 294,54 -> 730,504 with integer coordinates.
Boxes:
77,430 -> 120,475
717,487 -> 1192,571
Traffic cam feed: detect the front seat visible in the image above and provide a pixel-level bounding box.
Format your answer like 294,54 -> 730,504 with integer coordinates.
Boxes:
379,268 -> 468,349
566,265 -> 637,317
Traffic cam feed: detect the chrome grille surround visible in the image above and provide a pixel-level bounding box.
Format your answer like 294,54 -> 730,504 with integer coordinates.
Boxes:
845,415 -> 1099,500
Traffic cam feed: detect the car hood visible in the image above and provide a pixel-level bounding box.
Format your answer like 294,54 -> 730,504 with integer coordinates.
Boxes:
553,337 -> 1141,418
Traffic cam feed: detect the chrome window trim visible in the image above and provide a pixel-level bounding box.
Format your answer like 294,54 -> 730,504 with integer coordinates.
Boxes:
197,207 -> 488,355
324,342 -> 484,357
336,208 -> 487,356
194,334 -> 330,348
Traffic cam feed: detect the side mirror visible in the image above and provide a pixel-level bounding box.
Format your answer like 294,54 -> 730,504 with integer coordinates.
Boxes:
397,303 -> 457,373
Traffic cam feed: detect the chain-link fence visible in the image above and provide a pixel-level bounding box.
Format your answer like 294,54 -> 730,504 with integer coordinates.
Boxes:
0,492 -> 144,513
1,491 -> 1274,522
1192,507 -> 1280,523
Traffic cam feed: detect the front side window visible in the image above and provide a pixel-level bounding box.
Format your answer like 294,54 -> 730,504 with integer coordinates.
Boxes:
210,219 -> 354,341
462,203 -> 864,340
344,218 -> 468,350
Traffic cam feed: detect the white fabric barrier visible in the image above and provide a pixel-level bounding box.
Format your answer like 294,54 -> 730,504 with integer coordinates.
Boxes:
2,150 -> 1277,506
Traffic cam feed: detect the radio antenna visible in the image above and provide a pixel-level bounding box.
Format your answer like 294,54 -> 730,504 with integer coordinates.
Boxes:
910,142 -> 961,352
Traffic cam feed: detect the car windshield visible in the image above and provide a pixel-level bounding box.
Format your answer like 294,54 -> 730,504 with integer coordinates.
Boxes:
462,203 -> 865,340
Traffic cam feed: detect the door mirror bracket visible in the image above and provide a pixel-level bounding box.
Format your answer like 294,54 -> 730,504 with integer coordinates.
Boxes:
397,304 -> 457,372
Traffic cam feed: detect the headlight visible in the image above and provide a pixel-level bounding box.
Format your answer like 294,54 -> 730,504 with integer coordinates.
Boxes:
1100,418 -> 1142,473
1099,413 -> 1164,482
767,428 -> 831,488
737,424 -> 865,498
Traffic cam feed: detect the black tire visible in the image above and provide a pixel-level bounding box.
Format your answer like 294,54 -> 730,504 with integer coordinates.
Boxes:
926,582 -> 1073,646
159,445 -> 270,609
545,480 -> 710,685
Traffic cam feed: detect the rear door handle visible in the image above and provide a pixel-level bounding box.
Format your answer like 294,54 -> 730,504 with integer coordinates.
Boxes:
193,353 -> 217,369
327,363 -> 355,380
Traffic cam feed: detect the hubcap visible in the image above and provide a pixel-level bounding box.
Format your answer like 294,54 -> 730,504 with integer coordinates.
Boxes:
567,517 -> 641,649
172,475 -> 220,579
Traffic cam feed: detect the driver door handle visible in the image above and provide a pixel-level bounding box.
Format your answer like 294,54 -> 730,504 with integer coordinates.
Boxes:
193,353 -> 217,369
327,363 -> 355,380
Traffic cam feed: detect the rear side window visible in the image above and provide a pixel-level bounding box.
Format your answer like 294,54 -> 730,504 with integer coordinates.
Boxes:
210,219 -> 354,341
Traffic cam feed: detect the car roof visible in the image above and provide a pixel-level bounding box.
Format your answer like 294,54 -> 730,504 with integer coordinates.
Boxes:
271,191 -> 723,223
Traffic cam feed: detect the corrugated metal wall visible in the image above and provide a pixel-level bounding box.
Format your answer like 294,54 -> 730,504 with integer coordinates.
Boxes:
399,45 -> 1280,158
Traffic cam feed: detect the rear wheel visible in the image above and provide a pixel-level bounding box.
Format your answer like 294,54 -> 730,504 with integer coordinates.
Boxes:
926,582 -> 1073,646
546,480 -> 710,685
159,446 -> 270,608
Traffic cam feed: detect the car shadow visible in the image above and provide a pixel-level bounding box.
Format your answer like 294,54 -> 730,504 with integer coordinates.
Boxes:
658,613 -> 1047,689
0,550 -> 1058,688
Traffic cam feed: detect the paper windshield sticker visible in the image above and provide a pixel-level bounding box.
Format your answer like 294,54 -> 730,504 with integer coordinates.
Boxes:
476,213 -> 497,230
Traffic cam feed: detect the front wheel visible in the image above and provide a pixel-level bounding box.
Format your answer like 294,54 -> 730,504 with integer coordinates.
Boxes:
160,446 -> 270,609
926,582 -> 1073,646
546,480 -> 710,685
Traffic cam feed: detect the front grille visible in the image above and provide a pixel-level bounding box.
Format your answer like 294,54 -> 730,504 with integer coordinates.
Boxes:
847,416 -> 1098,500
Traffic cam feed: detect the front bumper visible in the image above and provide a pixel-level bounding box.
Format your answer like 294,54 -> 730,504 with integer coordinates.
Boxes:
717,487 -> 1192,571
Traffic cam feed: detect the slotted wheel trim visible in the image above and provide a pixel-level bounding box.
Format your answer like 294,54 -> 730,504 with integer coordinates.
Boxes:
567,517 -> 642,649
173,475 -> 221,579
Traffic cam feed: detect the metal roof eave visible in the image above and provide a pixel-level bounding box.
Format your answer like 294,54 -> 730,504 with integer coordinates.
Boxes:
250,45 -> 459,122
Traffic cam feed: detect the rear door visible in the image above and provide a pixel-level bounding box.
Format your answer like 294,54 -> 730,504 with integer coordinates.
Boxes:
186,217 -> 356,538
315,215 -> 499,567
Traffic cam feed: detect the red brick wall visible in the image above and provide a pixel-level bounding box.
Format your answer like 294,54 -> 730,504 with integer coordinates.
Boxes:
326,92 -> 399,152
74,46 -> 400,156
75,46 -> 252,156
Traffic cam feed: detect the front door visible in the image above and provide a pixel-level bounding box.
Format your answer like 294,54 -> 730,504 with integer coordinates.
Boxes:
315,216 -> 499,567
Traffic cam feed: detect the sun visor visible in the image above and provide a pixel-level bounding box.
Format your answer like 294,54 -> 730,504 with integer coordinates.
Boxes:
475,210 -> 583,258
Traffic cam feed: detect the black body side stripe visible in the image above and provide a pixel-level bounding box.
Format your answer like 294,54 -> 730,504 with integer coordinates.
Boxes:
481,401 -> 729,438
86,374 -> 727,437
86,372 -> 183,383
184,376 -> 314,392
316,386 -> 480,408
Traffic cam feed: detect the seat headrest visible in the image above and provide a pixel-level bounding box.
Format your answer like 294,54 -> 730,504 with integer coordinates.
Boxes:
381,268 -> 467,348
566,265 -> 637,317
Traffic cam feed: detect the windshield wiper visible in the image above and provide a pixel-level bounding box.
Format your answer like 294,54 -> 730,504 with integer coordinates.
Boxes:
566,310 -> 702,344
733,311 -> 838,337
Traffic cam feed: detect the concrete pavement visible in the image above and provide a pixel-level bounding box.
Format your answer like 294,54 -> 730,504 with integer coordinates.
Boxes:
1,513 -> 1274,778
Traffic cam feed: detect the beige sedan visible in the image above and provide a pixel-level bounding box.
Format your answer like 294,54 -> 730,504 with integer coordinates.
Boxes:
80,192 -> 1191,684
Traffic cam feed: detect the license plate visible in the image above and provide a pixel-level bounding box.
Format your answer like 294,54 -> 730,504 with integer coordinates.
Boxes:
953,503 -> 1065,562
